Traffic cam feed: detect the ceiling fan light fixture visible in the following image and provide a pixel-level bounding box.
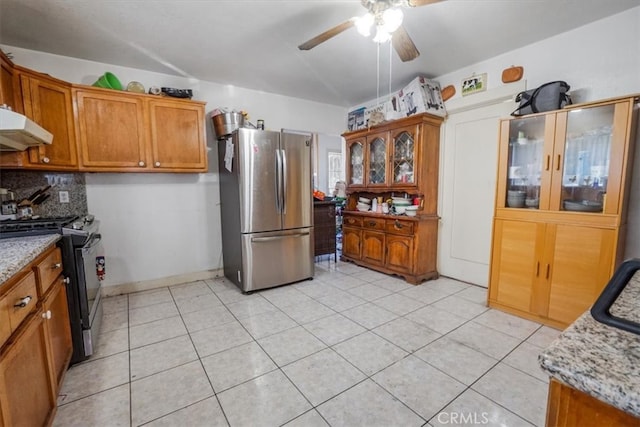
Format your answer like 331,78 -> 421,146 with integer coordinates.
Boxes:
381,8 -> 403,33
373,26 -> 392,43
355,13 -> 374,36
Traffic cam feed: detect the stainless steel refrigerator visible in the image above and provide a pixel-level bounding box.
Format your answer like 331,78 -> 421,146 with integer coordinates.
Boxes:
217,128 -> 314,292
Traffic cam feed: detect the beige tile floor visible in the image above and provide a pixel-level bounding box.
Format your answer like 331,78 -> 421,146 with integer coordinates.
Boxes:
53,259 -> 560,427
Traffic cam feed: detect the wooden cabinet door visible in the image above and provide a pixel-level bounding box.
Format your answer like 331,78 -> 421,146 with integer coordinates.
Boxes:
75,89 -> 148,170
0,52 -> 17,111
389,125 -> 419,189
42,280 -> 72,390
385,234 -> 414,273
0,313 -> 55,427
346,138 -> 365,188
21,74 -> 78,169
342,226 -> 362,260
546,224 -> 616,325
148,99 -> 206,171
489,219 -> 545,314
362,230 -> 385,266
365,131 -> 389,188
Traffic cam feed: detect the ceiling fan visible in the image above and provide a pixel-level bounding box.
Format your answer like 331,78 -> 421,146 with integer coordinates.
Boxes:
298,0 -> 443,62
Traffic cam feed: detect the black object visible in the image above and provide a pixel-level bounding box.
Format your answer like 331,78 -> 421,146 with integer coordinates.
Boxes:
512,81 -> 571,116
591,258 -> 640,336
161,87 -> 193,99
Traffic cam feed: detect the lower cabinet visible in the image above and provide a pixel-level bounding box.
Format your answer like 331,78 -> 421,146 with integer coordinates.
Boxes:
0,313 -> 56,427
341,213 -> 438,284
546,379 -> 640,426
0,245 -> 73,426
43,279 -> 73,389
489,218 -> 616,328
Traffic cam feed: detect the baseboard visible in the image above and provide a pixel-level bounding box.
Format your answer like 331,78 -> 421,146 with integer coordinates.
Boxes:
101,268 -> 225,297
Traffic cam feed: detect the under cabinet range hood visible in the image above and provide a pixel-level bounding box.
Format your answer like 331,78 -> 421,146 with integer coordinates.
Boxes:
0,108 -> 53,151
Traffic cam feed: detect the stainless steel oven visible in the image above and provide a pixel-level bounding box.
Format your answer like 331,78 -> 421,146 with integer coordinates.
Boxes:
60,216 -> 103,365
0,215 -> 104,365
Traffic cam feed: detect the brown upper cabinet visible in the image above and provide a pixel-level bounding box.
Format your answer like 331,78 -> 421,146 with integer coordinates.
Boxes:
344,113 -> 442,212
74,89 -> 207,172
19,67 -> 78,169
0,52 -> 208,173
74,88 -> 149,171
0,50 -> 19,111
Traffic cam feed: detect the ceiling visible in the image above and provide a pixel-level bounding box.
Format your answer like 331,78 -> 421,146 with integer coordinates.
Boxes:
1,0 -> 638,107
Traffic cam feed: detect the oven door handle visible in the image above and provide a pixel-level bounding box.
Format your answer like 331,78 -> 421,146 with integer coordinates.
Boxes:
83,233 -> 102,251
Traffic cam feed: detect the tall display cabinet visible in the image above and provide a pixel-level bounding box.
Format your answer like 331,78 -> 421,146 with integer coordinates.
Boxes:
341,113 -> 443,284
488,95 -> 638,328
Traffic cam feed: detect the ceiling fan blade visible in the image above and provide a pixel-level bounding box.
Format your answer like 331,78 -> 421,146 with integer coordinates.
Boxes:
392,25 -> 420,62
298,19 -> 356,50
407,0 -> 443,7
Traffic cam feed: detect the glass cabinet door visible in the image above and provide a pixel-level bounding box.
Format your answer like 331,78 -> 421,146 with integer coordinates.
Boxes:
367,135 -> 387,185
348,141 -> 364,186
392,129 -> 416,186
558,105 -> 614,213
506,116 -> 546,209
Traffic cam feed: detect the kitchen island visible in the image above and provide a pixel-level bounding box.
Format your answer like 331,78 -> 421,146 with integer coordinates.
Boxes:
0,234 -> 61,285
539,270 -> 640,426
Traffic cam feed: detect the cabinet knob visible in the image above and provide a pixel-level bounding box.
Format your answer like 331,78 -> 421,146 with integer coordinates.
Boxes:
14,295 -> 32,308
138,161 -> 145,167
394,220 -> 403,229
53,263 -> 62,269
42,157 -> 50,164
368,221 -> 377,227
41,310 -> 52,320
63,277 -> 71,285
155,161 -> 161,167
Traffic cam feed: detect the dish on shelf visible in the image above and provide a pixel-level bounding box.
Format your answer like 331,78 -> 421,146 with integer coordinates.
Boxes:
126,81 -> 145,93
405,206 -> 418,217
563,200 -> 603,212
358,197 -> 371,204
525,198 -> 539,208
356,206 -> 370,212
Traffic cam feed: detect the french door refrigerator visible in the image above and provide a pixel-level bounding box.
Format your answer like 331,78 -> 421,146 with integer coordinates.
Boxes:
218,128 -> 314,292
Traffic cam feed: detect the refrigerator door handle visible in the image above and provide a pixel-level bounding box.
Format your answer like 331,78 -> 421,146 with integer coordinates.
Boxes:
251,232 -> 310,243
281,148 -> 287,214
275,149 -> 282,213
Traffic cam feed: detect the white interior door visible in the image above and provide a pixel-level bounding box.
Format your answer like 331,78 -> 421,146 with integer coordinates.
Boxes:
438,83 -> 526,286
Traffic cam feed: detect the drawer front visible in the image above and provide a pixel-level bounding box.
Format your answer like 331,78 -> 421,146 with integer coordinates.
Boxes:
6,271 -> 38,333
363,218 -> 385,230
385,218 -> 415,236
343,215 -> 363,228
34,247 -> 63,296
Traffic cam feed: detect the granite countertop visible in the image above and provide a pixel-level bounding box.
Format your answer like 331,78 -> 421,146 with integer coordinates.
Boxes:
539,270 -> 640,417
0,235 -> 61,285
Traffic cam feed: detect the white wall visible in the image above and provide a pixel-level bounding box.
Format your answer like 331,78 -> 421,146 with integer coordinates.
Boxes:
3,45 -> 348,288
435,7 -> 640,105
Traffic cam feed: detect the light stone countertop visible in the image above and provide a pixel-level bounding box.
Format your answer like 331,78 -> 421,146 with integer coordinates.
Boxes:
0,235 -> 61,286
539,270 -> 640,417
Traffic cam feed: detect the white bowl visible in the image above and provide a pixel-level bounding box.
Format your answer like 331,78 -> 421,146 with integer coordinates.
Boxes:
405,205 -> 418,211
395,206 -> 407,214
359,197 -> 371,204
356,206 -> 369,212
405,210 -> 417,217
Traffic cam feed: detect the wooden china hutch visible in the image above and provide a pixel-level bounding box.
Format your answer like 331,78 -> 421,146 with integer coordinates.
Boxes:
488,95 -> 639,329
341,113 -> 443,284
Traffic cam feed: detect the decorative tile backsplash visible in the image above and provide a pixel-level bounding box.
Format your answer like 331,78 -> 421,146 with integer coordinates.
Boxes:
0,170 -> 88,217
